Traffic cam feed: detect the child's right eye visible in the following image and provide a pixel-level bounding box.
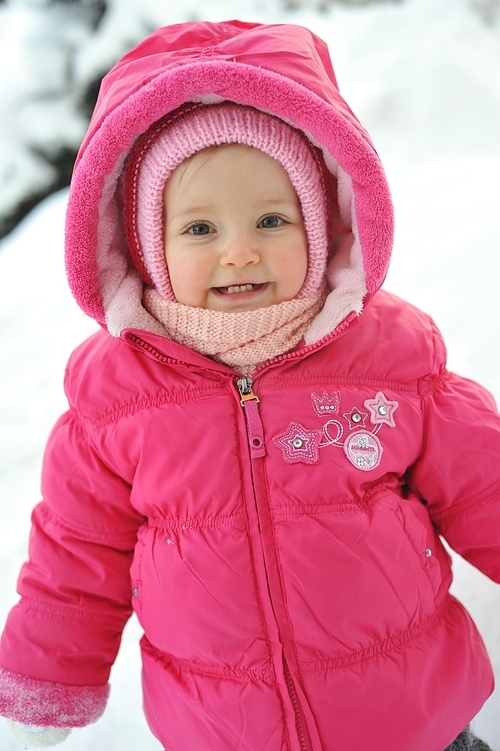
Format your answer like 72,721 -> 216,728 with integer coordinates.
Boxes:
258,215 -> 284,229
187,222 -> 212,236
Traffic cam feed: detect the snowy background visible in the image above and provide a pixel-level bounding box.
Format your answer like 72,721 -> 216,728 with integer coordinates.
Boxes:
1,0 -> 499,748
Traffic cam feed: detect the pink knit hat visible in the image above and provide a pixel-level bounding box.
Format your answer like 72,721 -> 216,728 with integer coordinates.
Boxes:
124,102 -> 332,300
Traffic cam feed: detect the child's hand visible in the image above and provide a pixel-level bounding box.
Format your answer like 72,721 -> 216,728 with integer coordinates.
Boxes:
7,720 -> 71,747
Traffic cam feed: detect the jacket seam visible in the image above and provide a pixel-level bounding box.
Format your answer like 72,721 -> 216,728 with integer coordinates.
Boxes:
298,597 -> 450,672
20,596 -> 131,624
37,503 -> 139,545
409,369 -> 448,472
144,642 -> 274,684
262,374 -> 421,392
393,505 -> 435,592
272,502 -> 365,517
263,461 -> 306,694
149,512 -> 245,531
417,368 -> 448,399
81,384 -> 228,431
271,486 -> 394,518
53,409 -> 135,492
416,350 -> 500,523
430,475 -> 500,523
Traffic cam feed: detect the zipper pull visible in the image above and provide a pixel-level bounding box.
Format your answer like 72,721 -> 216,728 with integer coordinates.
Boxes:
237,377 -> 266,458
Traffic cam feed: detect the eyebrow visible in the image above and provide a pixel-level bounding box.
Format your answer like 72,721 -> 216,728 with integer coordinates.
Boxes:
166,206 -> 217,224
261,197 -> 297,206
170,206 -> 212,217
168,197 -> 298,222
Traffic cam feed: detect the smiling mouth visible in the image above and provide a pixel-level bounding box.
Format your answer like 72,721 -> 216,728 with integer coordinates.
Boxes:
215,283 -> 266,295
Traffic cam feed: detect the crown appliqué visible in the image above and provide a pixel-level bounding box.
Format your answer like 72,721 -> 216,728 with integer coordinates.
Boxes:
311,391 -> 340,417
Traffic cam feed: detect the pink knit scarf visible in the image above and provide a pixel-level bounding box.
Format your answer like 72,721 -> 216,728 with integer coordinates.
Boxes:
143,286 -> 328,375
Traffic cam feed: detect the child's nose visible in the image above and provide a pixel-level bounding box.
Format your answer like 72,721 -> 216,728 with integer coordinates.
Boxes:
220,235 -> 260,267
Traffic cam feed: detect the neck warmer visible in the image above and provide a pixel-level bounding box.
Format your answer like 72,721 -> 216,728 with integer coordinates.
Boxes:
143,285 -> 328,375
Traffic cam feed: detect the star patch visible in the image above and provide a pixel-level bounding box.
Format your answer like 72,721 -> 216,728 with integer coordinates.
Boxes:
364,392 -> 399,427
273,422 -> 322,464
342,406 -> 369,430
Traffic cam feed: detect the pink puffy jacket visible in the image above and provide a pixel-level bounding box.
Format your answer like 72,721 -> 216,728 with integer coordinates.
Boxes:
1,20 -> 500,751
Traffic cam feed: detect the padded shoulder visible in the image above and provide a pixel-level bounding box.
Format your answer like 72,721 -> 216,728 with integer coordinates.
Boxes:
318,290 -> 447,385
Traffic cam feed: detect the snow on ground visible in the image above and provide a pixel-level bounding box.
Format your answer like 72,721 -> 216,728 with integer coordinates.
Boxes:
0,0 -> 499,748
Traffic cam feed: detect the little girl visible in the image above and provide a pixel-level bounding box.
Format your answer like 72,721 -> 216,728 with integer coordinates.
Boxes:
0,19 -> 499,751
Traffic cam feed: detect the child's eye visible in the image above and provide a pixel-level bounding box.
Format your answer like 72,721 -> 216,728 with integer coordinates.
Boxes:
258,215 -> 284,229
187,222 -> 213,236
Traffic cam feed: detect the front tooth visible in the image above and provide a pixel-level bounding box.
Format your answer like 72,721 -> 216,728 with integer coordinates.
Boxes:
226,284 -> 253,294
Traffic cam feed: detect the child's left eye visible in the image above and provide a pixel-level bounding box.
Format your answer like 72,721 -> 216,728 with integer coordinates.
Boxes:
187,222 -> 212,235
258,215 -> 284,229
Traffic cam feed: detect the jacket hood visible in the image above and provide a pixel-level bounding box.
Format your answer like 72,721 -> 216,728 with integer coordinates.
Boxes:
65,20 -> 394,342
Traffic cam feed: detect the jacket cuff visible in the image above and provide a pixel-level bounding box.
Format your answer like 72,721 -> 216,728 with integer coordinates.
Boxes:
0,667 -> 109,727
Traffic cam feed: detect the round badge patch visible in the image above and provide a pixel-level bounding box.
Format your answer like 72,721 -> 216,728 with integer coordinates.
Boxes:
344,431 -> 382,471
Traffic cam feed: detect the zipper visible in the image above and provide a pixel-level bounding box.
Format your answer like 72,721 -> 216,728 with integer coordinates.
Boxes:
126,329 -> 338,750
283,654 -> 308,751
237,376 -> 309,750
236,377 -> 266,458
125,332 -> 181,365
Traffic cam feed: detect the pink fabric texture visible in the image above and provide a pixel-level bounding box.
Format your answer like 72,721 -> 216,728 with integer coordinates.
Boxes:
64,21 -> 393,330
0,290 -> 498,749
0,667 -> 108,727
124,102 -> 331,300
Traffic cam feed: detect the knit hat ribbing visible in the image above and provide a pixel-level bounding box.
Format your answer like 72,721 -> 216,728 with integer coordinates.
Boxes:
124,102 -> 331,301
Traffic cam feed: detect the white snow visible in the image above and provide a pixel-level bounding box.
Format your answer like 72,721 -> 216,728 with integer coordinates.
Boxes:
0,0 -> 499,748
0,2 -> 98,219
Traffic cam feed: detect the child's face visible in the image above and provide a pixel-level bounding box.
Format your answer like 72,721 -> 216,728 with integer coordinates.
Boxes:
163,144 -> 308,311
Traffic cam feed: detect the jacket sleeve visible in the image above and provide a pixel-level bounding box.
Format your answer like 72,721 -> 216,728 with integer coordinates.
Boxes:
406,321 -> 500,584
0,387 -> 144,728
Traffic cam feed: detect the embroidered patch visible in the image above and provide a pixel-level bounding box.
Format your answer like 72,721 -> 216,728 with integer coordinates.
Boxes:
274,390 -> 398,471
342,406 -> 369,430
311,391 -> 340,417
364,392 -> 399,428
273,422 -> 322,464
344,431 -> 383,471
322,420 -> 344,447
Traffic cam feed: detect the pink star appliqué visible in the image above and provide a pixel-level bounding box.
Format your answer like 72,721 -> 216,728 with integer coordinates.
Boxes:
342,406 -> 369,430
364,392 -> 399,428
273,422 -> 322,464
